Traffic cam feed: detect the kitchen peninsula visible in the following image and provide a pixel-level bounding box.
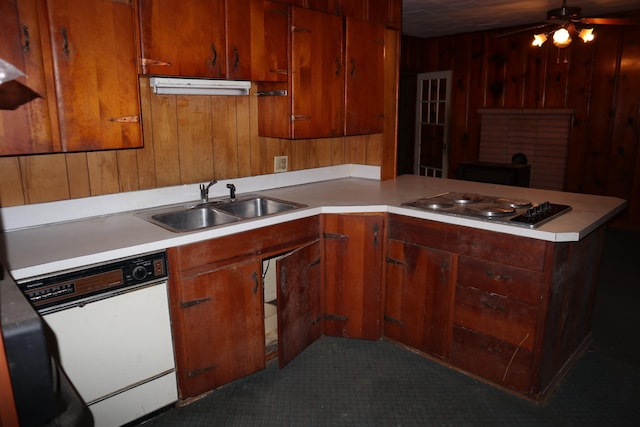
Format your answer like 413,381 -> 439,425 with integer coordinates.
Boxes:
0,168 -> 627,407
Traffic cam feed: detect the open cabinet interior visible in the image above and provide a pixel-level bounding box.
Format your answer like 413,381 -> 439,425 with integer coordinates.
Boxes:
262,255 -> 283,361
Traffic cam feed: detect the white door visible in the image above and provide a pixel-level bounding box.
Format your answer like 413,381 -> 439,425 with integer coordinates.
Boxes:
414,71 -> 452,177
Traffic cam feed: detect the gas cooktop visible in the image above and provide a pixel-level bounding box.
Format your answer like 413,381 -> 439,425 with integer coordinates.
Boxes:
402,192 -> 572,228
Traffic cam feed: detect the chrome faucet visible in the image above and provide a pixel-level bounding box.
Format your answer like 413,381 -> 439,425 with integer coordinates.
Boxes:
226,183 -> 236,201
199,180 -> 217,202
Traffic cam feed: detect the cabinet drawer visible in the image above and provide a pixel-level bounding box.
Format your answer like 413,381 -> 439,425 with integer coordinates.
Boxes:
454,285 -> 538,350
451,325 -> 534,393
457,257 -> 542,305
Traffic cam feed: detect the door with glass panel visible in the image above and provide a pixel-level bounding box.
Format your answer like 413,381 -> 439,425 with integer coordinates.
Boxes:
414,71 -> 451,177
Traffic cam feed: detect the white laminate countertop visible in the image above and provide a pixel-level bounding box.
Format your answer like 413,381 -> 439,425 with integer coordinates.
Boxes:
0,173 -> 626,280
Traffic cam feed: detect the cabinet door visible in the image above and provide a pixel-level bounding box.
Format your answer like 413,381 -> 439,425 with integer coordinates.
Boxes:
225,0 -> 252,79
344,17 -> 384,135
290,7 -> 343,138
0,0 -> 59,155
46,0 -> 142,151
258,6 -> 343,139
277,240 -> 322,368
385,239 -> 455,358
139,0 -> 227,78
323,214 -> 384,340
172,259 -> 264,399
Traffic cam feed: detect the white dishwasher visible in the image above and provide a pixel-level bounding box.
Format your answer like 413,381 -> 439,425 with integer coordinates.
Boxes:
18,251 -> 177,427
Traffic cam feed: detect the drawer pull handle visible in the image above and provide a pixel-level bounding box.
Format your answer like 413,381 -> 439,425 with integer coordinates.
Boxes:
480,343 -> 502,353
482,300 -> 507,312
485,270 -> 511,281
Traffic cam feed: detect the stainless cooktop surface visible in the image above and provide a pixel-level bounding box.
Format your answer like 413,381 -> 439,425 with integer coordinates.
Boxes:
403,192 -> 572,228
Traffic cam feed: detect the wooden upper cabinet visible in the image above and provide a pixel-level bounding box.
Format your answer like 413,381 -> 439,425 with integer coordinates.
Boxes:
257,5 -> 344,139
1,0 -> 141,155
253,0 -> 289,82
225,0 -> 252,79
0,0 -> 59,156
139,0 -> 252,80
47,0 -> 142,151
366,0 -> 402,29
344,17 -> 384,135
139,0 -> 227,77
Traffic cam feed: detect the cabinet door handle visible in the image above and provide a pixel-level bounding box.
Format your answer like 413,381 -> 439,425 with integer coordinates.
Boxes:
60,27 -> 70,56
188,364 -> 216,377
440,261 -> 449,284
372,223 -> 380,247
384,313 -> 404,326
335,58 -> 341,76
180,296 -> 212,309
280,266 -> 287,292
232,46 -> 239,69
252,271 -> 259,295
22,25 -> 30,52
210,43 -> 218,67
350,58 -> 356,77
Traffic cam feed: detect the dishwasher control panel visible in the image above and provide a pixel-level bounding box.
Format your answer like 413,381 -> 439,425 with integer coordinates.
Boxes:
18,251 -> 168,312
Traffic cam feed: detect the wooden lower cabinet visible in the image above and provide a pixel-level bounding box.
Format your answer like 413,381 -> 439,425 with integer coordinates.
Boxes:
167,212 -> 604,401
387,213 -> 605,399
384,238 -> 455,358
167,217 -> 320,400
172,258 -> 264,398
276,240 -> 323,368
323,214 -> 385,340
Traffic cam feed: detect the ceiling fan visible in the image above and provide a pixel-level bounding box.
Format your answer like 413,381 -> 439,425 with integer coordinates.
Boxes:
501,0 -> 639,48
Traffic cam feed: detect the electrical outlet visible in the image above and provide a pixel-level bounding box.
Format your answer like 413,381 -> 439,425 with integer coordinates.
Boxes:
274,156 -> 288,173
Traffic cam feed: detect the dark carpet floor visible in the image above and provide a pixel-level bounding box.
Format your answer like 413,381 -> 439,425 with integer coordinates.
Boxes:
138,226 -> 640,427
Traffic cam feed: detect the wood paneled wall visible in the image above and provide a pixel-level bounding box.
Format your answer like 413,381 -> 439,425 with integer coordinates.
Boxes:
400,13 -> 640,228
0,80 -> 383,207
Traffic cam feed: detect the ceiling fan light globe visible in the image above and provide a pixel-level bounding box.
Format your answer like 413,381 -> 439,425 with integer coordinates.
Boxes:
578,28 -> 595,43
553,28 -> 572,47
532,34 -> 548,47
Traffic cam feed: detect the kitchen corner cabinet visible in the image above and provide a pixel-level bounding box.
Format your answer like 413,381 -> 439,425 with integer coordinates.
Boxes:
257,5 -> 344,139
167,217 -> 320,400
323,214 -> 385,340
1,0 -> 142,155
139,0 -> 252,80
387,213 -> 605,399
344,16 -> 384,135
384,238 -> 455,359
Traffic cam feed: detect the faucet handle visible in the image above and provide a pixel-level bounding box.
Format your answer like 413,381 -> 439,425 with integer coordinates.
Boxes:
226,183 -> 236,200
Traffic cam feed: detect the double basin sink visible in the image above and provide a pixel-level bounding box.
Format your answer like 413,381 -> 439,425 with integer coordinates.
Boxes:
137,196 -> 306,233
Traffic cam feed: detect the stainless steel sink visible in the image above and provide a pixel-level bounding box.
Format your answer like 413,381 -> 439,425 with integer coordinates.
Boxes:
137,195 -> 306,232
142,207 -> 240,232
214,196 -> 304,218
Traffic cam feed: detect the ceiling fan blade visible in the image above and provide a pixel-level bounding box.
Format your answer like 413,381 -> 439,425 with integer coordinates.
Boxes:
497,23 -> 554,38
580,17 -> 640,26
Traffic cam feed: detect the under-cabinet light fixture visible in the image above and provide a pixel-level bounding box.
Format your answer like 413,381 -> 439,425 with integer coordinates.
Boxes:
149,77 -> 251,96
